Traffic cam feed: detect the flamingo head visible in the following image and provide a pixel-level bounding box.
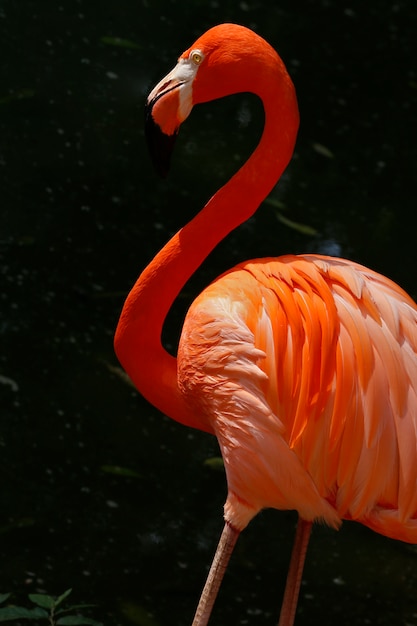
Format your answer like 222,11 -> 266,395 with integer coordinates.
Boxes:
145,23 -> 289,177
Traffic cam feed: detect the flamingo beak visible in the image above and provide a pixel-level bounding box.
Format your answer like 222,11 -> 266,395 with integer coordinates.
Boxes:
144,105 -> 178,178
145,60 -> 195,177
145,78 -> 180,177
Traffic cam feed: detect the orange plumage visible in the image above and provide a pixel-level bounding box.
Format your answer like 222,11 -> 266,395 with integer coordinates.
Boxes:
178,254 -> 417,540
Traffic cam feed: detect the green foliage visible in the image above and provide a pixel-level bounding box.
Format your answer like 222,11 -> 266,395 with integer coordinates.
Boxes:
264,197 -> 319,236
0,89 -> 35,105
100,464 -> 141,479
0,589 -> 102,625
203,456 -> 225,471
100,36 -> 140,50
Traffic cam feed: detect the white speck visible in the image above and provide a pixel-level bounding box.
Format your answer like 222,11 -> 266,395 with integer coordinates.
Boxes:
106,71 -> 119,80
247,608 -> 263,616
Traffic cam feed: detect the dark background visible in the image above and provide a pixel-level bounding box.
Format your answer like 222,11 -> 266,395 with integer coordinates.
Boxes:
1,1 -> 417,624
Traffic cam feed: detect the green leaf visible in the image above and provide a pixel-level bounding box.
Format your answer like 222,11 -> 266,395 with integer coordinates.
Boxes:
0,89 -> 35,105
203,457 -> 224,471
0,517 -> 35,534
56,605 -> 96,615
57,617 -> 103,625
275,211 -> 318,236
276,211 -> 318,237
28,593 -> 55,609
100,465 -> 141,479
312,142 -> 335,159
100,36 -> 140,50
0,595 -> 11,606
0,606 -> 49,621
119,600 -> 160,626
263,197 -> 319,237
55,589 -> 73,608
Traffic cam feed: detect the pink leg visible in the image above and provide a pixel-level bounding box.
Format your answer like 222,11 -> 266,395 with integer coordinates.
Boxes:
191,522 -> 240,626
278,518 -> 312,626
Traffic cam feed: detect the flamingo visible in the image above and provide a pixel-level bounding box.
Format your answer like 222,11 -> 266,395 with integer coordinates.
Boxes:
114,23 -> 417,625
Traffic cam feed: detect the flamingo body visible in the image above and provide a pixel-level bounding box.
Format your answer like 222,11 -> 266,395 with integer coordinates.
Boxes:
178,253 -> 417,539
115,23 -> 417,624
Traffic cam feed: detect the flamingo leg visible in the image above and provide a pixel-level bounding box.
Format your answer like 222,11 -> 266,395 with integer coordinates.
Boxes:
277,518 -> 312,626
191,522 -> 240,626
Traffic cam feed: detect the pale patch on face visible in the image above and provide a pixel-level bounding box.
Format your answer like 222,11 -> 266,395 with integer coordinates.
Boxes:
174,49 -> 204,121
147,49 -> 204,126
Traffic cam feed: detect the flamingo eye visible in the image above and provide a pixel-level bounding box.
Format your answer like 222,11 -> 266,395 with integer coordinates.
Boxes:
190,50 -> 204,65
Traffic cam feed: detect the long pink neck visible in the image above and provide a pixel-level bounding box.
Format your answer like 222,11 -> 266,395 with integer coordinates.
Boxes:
114,73 -> 299,432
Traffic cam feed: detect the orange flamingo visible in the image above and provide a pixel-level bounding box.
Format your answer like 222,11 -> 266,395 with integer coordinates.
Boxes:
114,23 -> 417,626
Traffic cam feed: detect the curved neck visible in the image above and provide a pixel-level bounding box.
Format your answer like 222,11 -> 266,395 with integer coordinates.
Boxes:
114,75 -> 299,432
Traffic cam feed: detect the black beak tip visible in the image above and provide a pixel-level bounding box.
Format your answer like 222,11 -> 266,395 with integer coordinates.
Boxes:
144,102 -> 178,178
